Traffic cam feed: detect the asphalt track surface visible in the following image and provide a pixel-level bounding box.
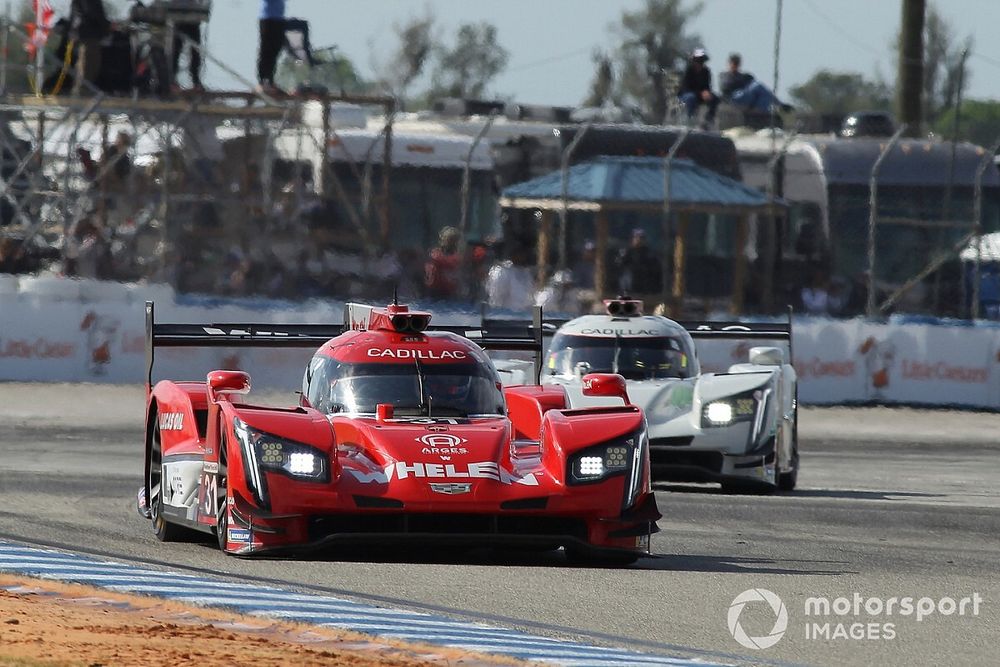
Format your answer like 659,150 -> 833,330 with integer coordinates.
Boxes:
0,383 -> 997,666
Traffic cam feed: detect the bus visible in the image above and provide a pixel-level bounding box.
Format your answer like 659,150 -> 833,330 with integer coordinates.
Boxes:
733,130 -> 1000,315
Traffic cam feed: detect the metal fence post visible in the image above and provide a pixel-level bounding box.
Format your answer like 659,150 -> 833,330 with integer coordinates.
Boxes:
661,127 -> 690,310
866,125 -> 906,317
558,123 -> 590,271
971,136 -> 1000,320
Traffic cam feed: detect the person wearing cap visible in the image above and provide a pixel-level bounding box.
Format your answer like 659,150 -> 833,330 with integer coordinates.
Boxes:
718,53 -> 793,113
678,48 -> 719,129
616,228 -> 662,296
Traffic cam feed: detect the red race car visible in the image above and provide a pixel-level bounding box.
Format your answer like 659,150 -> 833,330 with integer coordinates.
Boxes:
137,301 -> 660,564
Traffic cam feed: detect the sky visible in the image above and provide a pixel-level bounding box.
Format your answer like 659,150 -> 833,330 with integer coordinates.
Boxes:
50,1 -> 1000,105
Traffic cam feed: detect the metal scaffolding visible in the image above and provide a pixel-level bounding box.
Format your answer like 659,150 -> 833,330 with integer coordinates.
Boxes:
0,16 -> 398,297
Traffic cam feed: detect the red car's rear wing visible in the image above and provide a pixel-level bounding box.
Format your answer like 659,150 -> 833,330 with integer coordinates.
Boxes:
144,301 -> 547,389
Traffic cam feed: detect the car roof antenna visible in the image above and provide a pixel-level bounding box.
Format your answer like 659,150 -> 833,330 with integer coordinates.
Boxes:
392,285 -> 399,306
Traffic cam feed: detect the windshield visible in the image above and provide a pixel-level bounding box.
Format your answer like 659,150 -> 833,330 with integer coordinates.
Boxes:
307,358 -> 505,417
546,334 -> 691,380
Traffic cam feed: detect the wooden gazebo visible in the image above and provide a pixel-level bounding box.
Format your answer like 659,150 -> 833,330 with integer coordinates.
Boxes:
499,156 -> 786,314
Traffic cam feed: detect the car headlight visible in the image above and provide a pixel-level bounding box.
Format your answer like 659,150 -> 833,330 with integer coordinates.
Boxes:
569,430 -> 641,478
701,391 -> 759,428
233,418 -> 329,490
568,428 -> 648,509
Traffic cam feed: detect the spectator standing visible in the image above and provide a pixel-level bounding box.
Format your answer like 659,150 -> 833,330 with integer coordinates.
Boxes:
616,229 -> 662,295
573,240 -> 596,291
535,269 -> 579,314
677,48 -> 719,129
487,244 -> 534,312
258,0 -> 286,93
424,226 -> 462,299
69,0 -> 110,96
172,5 -> 210,91
718,53 -> 791,113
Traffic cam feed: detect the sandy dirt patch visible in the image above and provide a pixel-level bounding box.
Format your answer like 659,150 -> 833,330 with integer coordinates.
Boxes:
0,575 -> 520,667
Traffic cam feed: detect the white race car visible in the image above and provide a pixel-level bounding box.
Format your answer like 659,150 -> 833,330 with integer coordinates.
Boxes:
539,300 -> 799,493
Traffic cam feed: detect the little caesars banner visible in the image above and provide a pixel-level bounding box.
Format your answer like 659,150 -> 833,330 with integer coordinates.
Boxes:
1,283 -> 999,408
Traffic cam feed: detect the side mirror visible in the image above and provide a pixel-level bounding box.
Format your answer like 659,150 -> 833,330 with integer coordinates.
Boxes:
581,373 -> 630,404
749,346 -> 784,366
208,370 -> 251,401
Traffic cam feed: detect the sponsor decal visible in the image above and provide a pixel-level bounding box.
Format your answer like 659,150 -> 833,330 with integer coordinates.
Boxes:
901,360 -> 988,384
227,528 -> 251,543
203,461 -> 219,474
429,482 -> 472,495
579,328 -> 660,336
796,357 -> 857,379
415,433 -> 467,448
0,338 -> 75,359
367,348 -> 468,360
420,447 -> 468,456
158,412 -> 185,431
346,461 -> 538,486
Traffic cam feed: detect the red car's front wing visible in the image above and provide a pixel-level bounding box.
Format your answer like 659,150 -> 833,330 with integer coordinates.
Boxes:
221,466 -> 661,556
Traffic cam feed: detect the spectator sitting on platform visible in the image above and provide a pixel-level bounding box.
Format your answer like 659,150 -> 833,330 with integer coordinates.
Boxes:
69,0 -> 110,96
616,228 -> 662,295
678,48 -> 719,129
424,226 -> 462,299
718,53 -> 792,114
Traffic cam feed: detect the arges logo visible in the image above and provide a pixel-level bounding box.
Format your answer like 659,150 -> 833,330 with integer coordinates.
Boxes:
415,433 -> 467,448
728,588 -> 788,650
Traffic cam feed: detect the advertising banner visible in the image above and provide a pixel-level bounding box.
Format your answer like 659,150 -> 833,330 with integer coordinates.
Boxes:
1,280 -> 998,408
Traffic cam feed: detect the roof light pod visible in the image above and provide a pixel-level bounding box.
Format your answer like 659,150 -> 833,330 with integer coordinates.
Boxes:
390,312 -> 431,333
605,298 -> 643,318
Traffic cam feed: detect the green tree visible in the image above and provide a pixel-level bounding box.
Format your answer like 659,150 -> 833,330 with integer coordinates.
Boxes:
429,22 -> 508,99
933,99 -> 1000,148
919,5 -> 973,121
375,11 -> 435,101
583,51 -> 616,107
275,46 -> 371,95
591,0 -> 703,123
788,70 -> 892,114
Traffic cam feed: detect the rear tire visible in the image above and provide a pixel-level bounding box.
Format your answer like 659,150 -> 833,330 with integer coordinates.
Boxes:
148,418 -> 191,542
216,434 -> 231,553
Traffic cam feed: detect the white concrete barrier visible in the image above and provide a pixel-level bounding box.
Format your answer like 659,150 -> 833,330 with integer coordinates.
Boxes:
1,278 -> 998,408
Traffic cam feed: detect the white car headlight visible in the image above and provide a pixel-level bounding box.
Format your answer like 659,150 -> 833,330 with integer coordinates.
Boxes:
705,401 -> 734,425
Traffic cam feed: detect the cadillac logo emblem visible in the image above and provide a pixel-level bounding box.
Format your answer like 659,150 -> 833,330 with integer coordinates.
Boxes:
429,483 -> 473,495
